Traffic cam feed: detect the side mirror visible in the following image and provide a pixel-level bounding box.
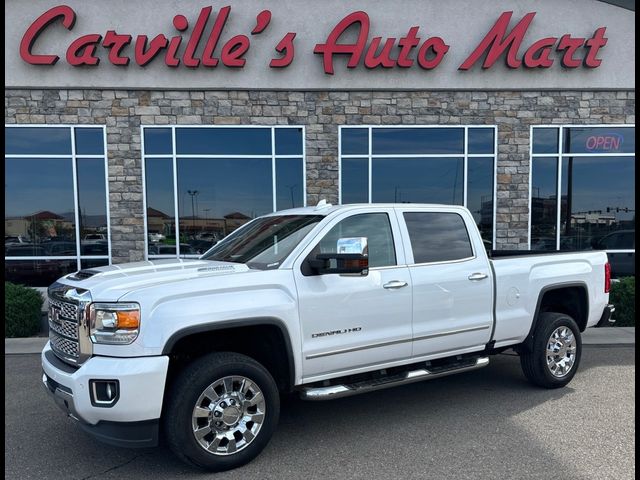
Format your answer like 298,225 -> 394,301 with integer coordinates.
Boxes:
309,237 -> 369,275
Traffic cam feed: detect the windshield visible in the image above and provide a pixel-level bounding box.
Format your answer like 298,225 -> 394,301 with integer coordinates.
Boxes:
202,215 -> 324,270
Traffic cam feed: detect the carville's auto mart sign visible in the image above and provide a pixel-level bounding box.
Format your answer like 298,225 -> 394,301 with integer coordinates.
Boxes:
5,0 -> 635,90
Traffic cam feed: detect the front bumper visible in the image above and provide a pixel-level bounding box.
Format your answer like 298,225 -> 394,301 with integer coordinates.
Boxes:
596,304 -> 616,327
41,342 -> 169,448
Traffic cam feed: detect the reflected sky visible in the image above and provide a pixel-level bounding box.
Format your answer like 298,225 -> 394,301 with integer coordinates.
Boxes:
5,127 -> 71,155
5,158 -> 75,218
177,158 -> 273,219
372,128 -> 464,155
372,157 -> 464,204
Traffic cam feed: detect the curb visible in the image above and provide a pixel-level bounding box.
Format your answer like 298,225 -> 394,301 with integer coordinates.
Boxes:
4,327 -> 635,355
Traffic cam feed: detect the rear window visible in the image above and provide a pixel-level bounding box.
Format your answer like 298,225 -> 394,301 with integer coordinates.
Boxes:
403,212 -> 474,263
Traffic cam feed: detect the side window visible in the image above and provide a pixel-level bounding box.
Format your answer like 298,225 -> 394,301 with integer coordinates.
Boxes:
403,212 -> 473,263
312,213 -> 397,268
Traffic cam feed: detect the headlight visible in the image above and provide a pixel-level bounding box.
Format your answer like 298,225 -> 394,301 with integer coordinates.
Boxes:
89,303 -> 140,344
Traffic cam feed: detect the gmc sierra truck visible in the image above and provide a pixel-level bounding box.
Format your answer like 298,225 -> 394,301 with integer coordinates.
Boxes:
42,202 -> 615,472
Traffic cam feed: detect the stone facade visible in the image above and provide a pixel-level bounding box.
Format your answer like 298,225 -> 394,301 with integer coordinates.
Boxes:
5,89 -> 635,264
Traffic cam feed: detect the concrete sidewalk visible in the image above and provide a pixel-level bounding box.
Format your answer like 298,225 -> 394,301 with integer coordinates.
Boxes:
4,327 -> 635,355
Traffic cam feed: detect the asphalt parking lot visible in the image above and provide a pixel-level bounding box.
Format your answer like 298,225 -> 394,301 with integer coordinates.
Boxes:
5,347 -> 635,480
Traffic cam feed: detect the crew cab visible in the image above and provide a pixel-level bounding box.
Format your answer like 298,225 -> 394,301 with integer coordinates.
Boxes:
41,203 -> 614,471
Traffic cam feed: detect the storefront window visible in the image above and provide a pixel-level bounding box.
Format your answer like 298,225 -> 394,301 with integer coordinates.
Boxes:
4,126 -> 110,286
142,126 -> 305,259
530,126 -> 635,277
340,126 -> 496,248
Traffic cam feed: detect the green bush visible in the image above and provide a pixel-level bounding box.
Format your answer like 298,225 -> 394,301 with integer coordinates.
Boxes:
609,277 -> 635,327
5,282 -> 44,338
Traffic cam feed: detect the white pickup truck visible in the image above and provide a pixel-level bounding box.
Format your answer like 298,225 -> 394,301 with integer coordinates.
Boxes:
42,203 -> 615,471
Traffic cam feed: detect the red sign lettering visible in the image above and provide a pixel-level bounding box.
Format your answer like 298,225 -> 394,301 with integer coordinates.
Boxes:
18,6 -> 606,73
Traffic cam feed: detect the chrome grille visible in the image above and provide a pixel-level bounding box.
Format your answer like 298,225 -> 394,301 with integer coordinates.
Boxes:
48,317 -> 78,340
49,299 -> 78,321
49,330 -> 79,358
48,297 -> 80,361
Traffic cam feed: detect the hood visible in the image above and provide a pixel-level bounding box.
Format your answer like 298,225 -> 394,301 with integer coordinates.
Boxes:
58,258 -> 252,301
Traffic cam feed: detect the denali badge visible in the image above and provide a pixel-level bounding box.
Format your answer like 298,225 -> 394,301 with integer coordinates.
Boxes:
312,327 -> 362,338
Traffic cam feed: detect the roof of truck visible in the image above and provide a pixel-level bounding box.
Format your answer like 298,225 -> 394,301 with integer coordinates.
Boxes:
267,202 -> 468,216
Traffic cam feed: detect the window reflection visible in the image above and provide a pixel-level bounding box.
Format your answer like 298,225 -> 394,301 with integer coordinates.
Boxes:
531,157 -> 559,251
372,158 -> 464,205
77,158 -> 109,252
467,157 -> 494,246
176,128 -> 271,155
341,128 -> 369,155
145,158 -> 176,255
143,127 -> 305,258
5,259 -> 78,287
276,158 -> 304,210
177,158 -> 273,254
372,128 -> 464,155
563,127 -> 635,154
275,128 -> 303,155
468,128 -> 494,154
5,158 -> 77,254
560,156 -> 635,253
341,158 -> 368,204
532,128 -> 559,154
5,127 -> 71,155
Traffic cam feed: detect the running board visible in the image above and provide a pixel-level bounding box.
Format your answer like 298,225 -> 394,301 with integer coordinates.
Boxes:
299,356 -> 490,401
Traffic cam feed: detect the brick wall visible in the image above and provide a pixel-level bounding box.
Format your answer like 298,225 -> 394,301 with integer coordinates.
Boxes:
5,89 -> 635,263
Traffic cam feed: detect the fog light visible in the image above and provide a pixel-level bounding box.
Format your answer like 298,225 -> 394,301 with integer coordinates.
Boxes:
89,380 -> 119,407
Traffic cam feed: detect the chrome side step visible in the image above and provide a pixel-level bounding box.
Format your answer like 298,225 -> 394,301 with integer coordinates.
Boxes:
299,356 -> 490,401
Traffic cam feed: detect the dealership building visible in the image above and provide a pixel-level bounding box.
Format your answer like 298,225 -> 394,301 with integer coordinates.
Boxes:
4,0 -> 635,287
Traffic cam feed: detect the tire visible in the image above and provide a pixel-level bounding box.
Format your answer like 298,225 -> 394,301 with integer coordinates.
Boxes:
164,352 -> 280,471
520,312 -> 582,389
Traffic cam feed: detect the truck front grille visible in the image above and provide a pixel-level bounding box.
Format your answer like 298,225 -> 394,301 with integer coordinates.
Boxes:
49,331 -> 80,358
48,297 -> 81,363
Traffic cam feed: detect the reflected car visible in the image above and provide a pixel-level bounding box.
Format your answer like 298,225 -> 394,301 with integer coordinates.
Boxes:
189,239 -> 216,255
5,244 -> 48,256
148,233 -> 166,243
81,241 -> 109,256
44,241 -> 78,256
592,230 -> 635,278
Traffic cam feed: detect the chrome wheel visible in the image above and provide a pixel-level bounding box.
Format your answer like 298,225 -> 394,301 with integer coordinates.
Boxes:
546,326 -> 577,378
191,376 -> 266,456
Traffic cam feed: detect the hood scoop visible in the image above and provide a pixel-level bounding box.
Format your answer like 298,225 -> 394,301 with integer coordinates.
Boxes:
68,269 -> 100,281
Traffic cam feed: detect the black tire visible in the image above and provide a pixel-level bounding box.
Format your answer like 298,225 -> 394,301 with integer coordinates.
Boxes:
520,312 -> 582,389
164,352 -> 280,472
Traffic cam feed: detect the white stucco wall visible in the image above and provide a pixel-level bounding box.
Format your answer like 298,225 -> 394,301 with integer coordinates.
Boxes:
5,0 -> 635,90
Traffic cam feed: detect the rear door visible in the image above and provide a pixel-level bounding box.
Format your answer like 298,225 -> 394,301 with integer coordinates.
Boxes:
396,207 -> 493,358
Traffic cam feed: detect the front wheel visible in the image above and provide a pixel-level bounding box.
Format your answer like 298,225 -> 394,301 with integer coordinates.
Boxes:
164,352 -> 280,471
520,312 -> 582,389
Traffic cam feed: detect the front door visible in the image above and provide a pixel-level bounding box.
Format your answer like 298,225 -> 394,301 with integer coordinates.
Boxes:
293,209 -> 413,381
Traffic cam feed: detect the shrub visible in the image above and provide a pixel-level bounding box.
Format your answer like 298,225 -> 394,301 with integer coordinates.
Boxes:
609,277 -> 635,327
5,282 -> 44,338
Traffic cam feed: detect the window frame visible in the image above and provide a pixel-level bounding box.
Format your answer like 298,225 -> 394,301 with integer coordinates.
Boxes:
528,124 -> 635,253
141,125 -> 307,260
338,125 -> 498,249
4,124 -> 112,270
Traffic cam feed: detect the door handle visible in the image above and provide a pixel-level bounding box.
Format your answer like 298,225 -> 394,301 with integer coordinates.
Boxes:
468,272 -> 488,281
383,280 -> 408,289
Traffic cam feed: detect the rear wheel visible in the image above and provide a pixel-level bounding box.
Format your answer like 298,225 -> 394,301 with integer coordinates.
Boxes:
164,352 -> 280,471
520,312 -> 582,389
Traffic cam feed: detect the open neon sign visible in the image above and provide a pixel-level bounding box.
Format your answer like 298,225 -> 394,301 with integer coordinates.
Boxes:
585,133 -> 624,152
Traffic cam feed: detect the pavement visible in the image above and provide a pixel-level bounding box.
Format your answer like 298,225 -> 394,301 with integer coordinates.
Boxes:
5,327 -> 635,354
4,347 -> 635,479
